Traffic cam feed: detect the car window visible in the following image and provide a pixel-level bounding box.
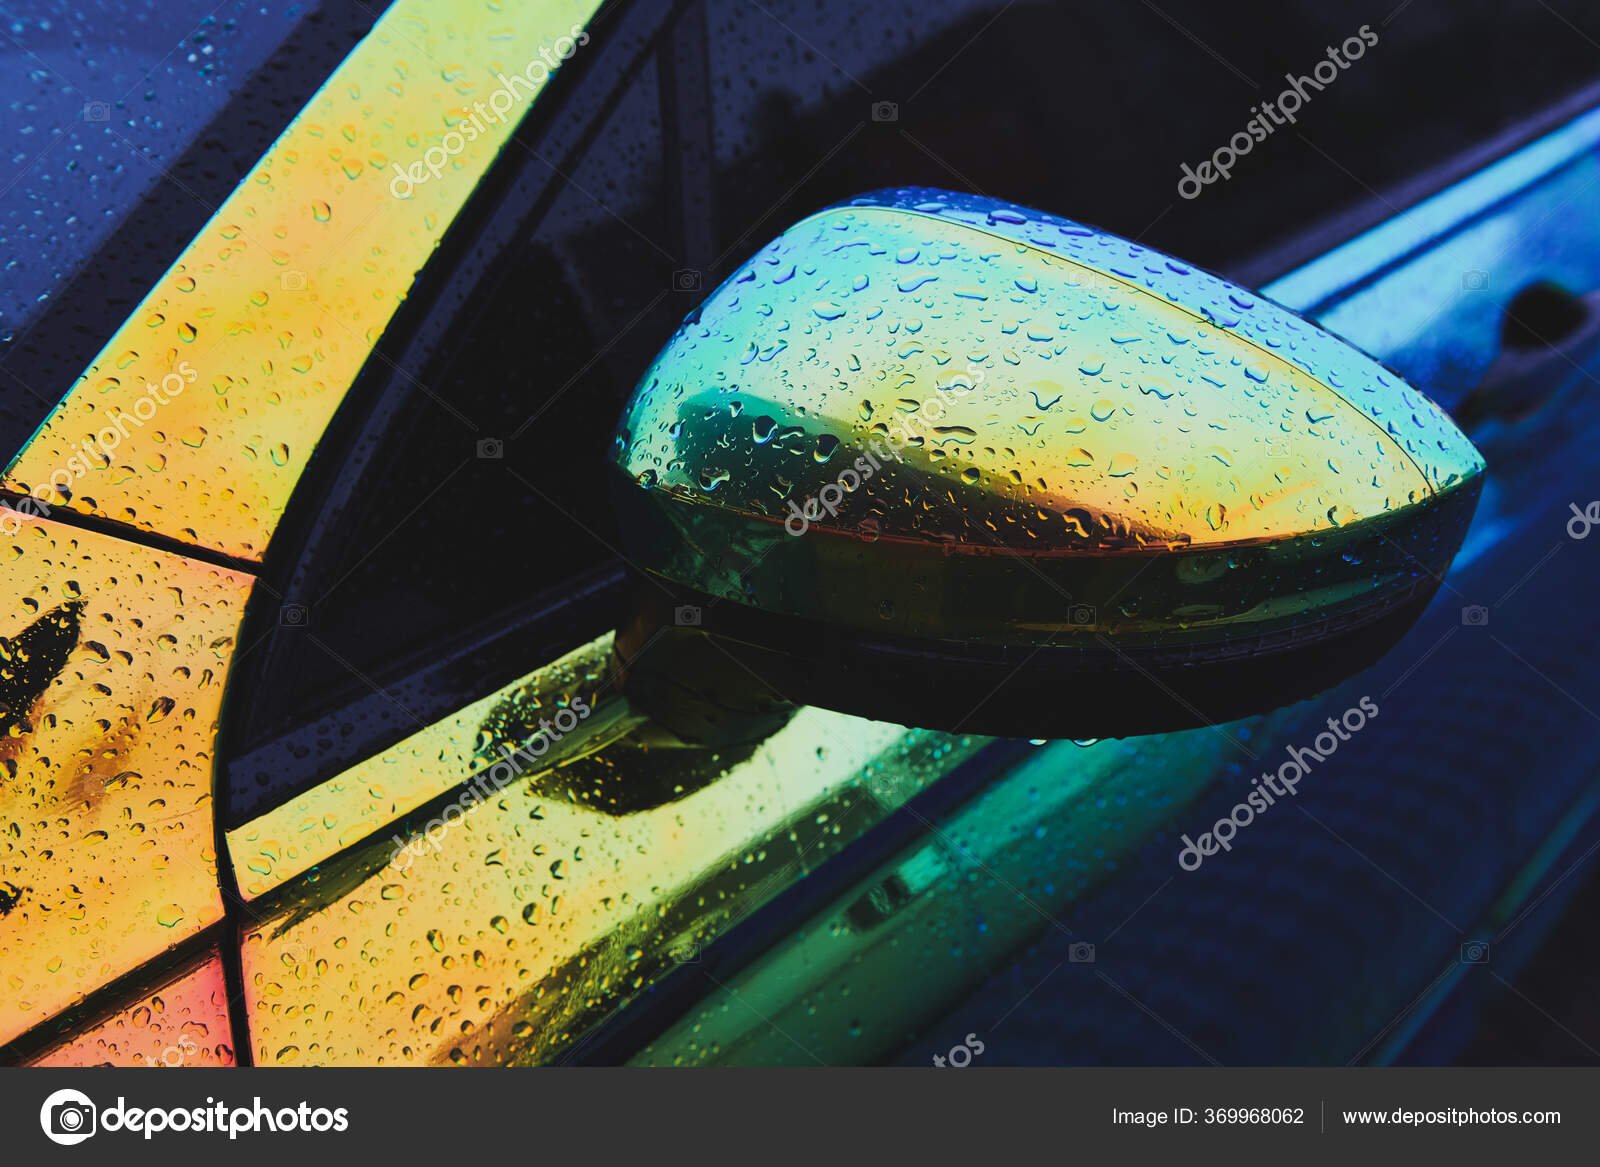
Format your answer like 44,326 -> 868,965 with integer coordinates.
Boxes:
220,0 -> 677,802
240,73 -> 669,726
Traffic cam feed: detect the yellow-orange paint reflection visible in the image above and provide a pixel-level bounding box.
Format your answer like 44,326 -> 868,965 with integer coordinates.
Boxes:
0,514 -> 252,1045
3,0 -> 600,561
28,945 -> 235,1066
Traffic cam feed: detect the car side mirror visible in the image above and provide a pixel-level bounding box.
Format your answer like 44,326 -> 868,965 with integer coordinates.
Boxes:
608,188 -> 1484,742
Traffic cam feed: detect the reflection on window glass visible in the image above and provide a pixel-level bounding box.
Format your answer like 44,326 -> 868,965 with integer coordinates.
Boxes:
633,728 -> 1242,1065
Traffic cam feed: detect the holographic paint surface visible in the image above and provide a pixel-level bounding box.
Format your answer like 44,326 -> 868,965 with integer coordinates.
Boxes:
227,636 -> 622,901
1,0 -> 600,1059
610,188 -> 1484,647
0,515 -> 252,1046
3,0 -> 599,561
241,709 -> 983,1065
28,946 -> 235,1067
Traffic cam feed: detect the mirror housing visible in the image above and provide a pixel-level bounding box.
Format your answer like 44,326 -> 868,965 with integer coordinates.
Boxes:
609,189 -> 1484,740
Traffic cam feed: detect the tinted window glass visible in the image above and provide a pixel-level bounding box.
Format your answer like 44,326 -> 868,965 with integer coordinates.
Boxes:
244,23 -> 671,738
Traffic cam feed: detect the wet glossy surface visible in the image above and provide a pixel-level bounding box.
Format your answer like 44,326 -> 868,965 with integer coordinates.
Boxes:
240,690 -> 983,1065
28,945 -> 235,1067
632,729 -> 1226,1065
0,514 -> 252,1045
3,0 -> 600,561
0,1 -> 305,344
227,637 -> 629,901
612,189 -> 1483,647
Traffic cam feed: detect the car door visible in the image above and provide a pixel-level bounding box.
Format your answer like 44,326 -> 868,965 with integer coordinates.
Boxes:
11,0 -> 1600,1070
2,0 -> 611,1064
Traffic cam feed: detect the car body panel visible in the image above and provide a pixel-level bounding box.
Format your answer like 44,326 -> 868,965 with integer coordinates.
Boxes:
25,945 -> 235,1067
0,1 -> 1593,1069
0,514 -> 251,1046
2,0 -> 601,562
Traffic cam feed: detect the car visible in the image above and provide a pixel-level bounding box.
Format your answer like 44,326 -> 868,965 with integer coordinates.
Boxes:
3,0 -> 1599,1070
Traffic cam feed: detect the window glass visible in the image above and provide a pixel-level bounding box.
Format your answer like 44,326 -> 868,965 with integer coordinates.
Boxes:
249,0 -> 1600,745
251,52 -> 670,727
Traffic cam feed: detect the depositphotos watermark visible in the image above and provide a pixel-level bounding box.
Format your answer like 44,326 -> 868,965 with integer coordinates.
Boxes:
1177,24 -> 1378,199
40,1088 -> 348,1144
932,1032 -> 986,1067
783,370 -> 985,536
389,24 -> 589,199
1567,500 -> 1600,539
388,698 -> 592,870
1177,696 -> 1378,871
131,1030 -> 199,1068
1,360 -> 197,537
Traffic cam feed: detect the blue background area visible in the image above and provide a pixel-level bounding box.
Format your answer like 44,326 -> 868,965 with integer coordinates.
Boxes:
0,2 -> 304,340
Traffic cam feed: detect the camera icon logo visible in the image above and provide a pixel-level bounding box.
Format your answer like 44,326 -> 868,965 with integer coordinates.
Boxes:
1461,604 -> 1489,627
1264,436 -> 1292,460
871,100 -> 899,122
279,603 -> 309,627
476,437 -> 504,460
1460,940 -> 1490,964
280,269 -> 307,291
1068,941 -> 1096,964
1068,604 -> 1096,628
82,101 -> 110,122
672,268 -> 702,292
40,1088 -> 97,1145
670,940 -> 701,963
674,604 -> 702,627
1462,270 -> 1490,291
